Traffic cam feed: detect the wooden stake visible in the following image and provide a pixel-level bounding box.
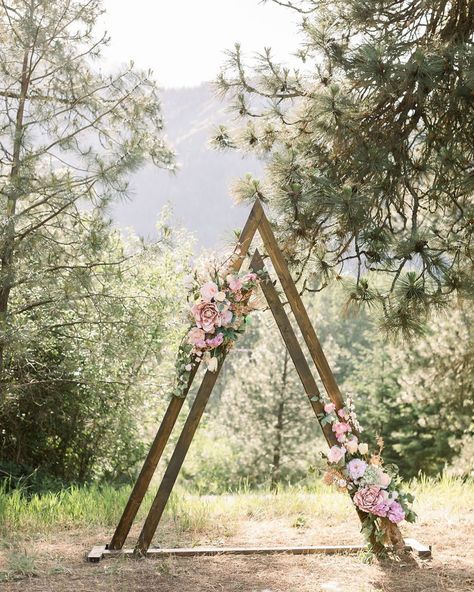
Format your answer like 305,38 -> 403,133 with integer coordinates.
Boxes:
134,360 -> 226,556
108,201 -> 262,550
255,199 -> 345,409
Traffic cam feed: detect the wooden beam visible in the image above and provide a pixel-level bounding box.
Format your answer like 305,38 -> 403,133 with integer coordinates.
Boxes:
108,202 -> 261,550
404,538 -> 432,558
250,250 -> 337,446
134,359 -> 226,556
229,199 -> 264,271
87,539 -> 430,562
109,384 -> 192,550
254,199 -> 345,410
250,249 -> 386,554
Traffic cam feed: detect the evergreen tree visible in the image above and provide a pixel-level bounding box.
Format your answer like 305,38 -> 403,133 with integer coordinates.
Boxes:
0,0 -> 174,386
343,302 -> 474,477
204,315 -> 323,489
216,0 -> 474,334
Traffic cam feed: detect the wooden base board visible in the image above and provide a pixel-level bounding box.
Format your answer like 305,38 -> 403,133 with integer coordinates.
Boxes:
87,539 -> 431,563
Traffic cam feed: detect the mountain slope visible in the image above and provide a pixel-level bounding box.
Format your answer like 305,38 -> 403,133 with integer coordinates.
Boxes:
110,84 -> 263,247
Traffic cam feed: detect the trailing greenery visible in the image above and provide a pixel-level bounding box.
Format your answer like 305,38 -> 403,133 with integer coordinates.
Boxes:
215,0 -> 474,334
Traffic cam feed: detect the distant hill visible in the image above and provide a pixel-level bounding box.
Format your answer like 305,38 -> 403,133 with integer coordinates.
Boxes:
109,83 -> 263,247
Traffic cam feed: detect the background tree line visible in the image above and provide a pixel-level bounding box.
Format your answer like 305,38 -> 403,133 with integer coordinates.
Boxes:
0,0 -> 472,493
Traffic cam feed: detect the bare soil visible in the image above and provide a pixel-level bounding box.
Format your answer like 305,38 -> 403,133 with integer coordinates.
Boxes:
1,505 -> 473,591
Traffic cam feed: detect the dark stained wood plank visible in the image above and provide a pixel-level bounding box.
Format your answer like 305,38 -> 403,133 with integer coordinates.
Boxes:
134,359 -> 226,556
109,388 -> 190,550
250,250 -> 338,446
108,203 -> 261,550
254,199 -> 345,410
229,199 -> 264,272
250,249 -> 386,554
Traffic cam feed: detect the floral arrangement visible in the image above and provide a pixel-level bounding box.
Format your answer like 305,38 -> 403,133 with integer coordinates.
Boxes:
174,266 -> 264,397
316,394 -> 416,548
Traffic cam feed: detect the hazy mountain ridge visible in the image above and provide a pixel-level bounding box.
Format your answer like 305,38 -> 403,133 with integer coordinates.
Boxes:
110,83 -> 263,247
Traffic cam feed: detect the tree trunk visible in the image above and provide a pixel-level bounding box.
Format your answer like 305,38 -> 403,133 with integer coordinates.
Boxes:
0,49 -> 31,385
270,350 -> 289,491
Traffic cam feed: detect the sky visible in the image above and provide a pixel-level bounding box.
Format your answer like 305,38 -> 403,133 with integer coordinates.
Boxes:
102,0 -> 299,88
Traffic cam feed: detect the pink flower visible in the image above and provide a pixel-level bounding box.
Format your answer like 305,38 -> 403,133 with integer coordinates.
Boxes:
353,486 -> 387,514
345,437 -> 359,454
324,402 -> 336,414
227,276 -> 242,292
346,458 -> 367,480
187,327 -> 206,348
332,421 -> 351,438
244,272 -> 257,282
192,301 -> 220,333
372,499 -> 391,517
200,281 -> 219,302
338,407 -> 350,420
220,307 -> 233,326
387,501 -> 405,523
379,471 -> 392,489
206,332 -> 224,349
327,445 -> 346,464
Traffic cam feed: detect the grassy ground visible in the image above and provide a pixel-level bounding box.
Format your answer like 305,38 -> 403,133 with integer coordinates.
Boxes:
0,475 -> 473,591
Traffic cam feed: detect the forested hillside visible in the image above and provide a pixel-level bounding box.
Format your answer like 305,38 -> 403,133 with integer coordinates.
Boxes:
110,84 -> 263,247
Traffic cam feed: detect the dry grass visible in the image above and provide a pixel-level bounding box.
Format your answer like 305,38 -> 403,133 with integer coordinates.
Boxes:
0,477 -> 473,591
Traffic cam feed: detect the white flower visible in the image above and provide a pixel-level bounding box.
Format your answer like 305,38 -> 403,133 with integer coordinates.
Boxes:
215,291 -> 226,302
358,443 -> 369,455
207,357 -> 218,372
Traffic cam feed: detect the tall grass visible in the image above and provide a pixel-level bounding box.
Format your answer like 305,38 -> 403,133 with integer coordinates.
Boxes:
1,475 -> 472,535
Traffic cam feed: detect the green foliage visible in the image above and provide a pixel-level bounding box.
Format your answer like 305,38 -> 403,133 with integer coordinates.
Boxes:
340,302 -> 474,478
0,218 -> 192,483
216,0 -> 474,334
0,1 -> 190,483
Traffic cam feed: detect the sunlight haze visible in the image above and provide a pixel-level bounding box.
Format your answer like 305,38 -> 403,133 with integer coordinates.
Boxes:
102,0 -> 298,87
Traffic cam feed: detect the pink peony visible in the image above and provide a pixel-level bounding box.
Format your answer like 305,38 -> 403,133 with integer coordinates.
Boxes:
327,445 -> 346,464
187,327 -> 206,348
206,332 -> 224,349
332,421 -> 351,439
324,402 -> 336,414
200,281 -> 219,302
387,501 -> 405,523
346,458 -> 367,480
192,301 -> 220,333
353,486 -> 387,514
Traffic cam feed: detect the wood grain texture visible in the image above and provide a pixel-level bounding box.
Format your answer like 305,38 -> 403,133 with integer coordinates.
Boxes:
108,202 -> 262,550
134,359 -> 226,555
109,392 -> 188,550
254,199 -> 345,409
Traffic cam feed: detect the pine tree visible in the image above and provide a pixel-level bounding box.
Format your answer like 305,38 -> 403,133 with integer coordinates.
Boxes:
0,0 -> 174,386
214,315 -> 323,489
216,0 -> 474,334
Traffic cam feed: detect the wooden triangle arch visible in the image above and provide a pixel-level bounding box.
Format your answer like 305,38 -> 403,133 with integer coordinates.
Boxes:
88,199 -> 430,562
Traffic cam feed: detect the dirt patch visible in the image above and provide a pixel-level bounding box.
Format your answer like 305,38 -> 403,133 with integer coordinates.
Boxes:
1,509 -> 473,591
